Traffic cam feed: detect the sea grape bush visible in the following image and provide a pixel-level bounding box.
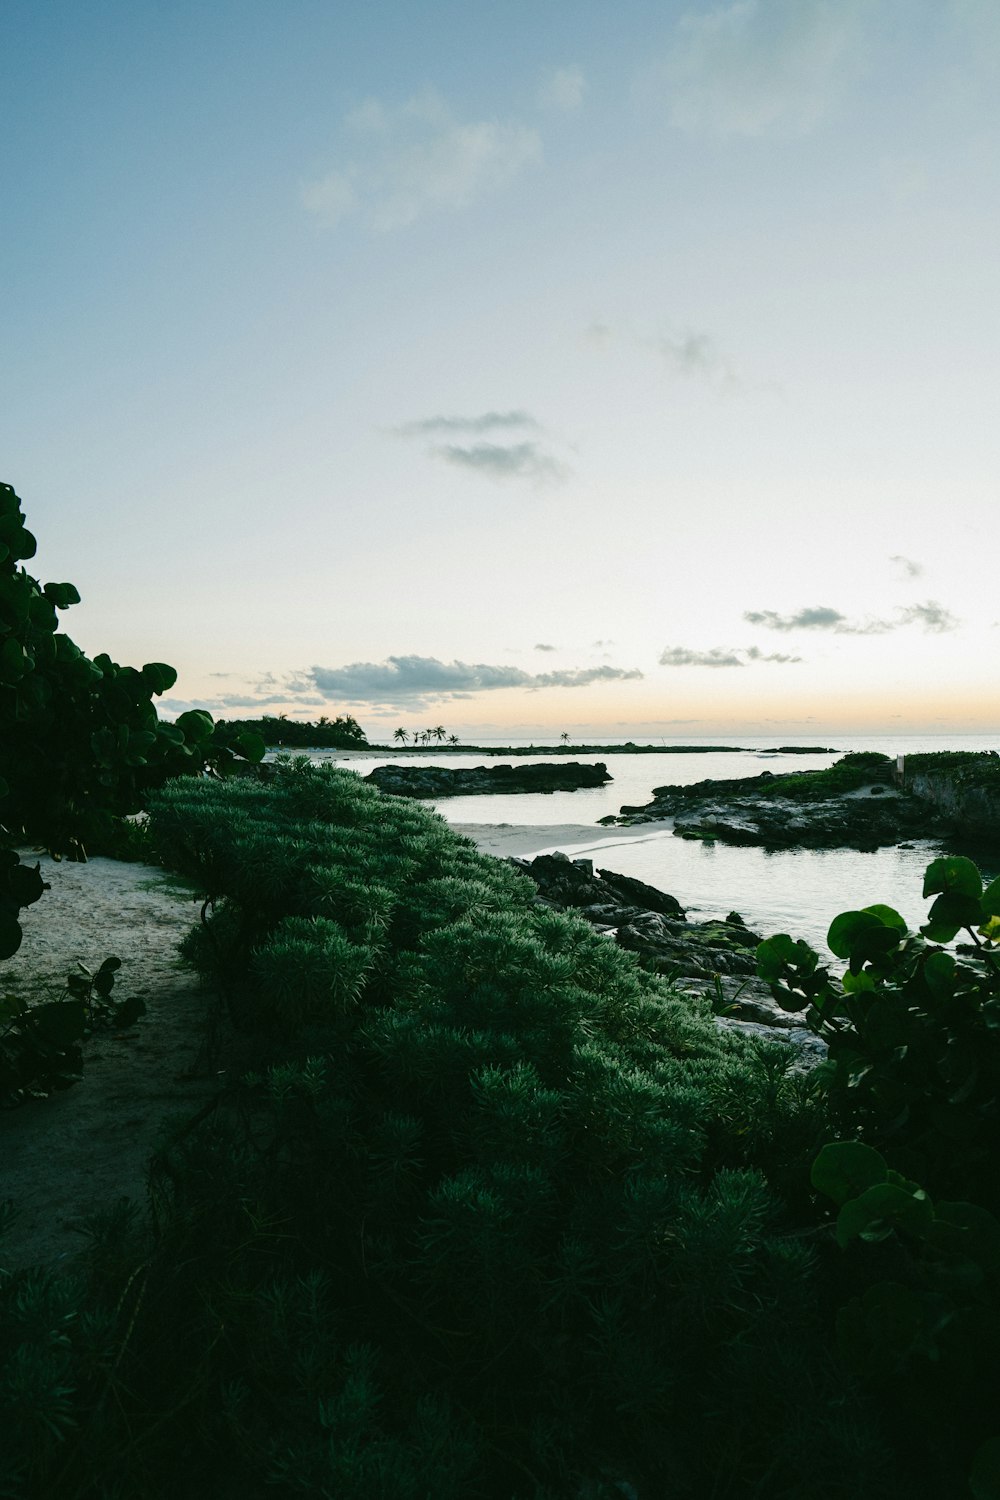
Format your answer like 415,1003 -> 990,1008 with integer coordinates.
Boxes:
756,854 -> 1000,1204
758,858 -> 1000,1496
0,481 -> 265,963
0,956 -> 144,1106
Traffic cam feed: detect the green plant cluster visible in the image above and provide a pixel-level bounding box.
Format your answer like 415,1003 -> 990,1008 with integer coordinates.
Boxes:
758,856 -> 1000,1494
0,956 -> 144,1107
2,764 -> 892,1500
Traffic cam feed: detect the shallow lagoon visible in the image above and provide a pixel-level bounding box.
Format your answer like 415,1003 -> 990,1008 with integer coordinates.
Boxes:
314,735 -> 999,953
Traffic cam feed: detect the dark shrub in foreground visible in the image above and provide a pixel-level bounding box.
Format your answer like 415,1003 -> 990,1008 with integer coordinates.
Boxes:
3,764 -> 890,1499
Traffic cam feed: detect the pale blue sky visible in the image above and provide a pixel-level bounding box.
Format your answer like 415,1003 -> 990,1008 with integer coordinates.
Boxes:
3,0 -> 998,737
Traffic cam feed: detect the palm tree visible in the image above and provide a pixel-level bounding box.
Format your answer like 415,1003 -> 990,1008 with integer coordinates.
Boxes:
433,725 -> 447,744
447,734 -> 459,746
393,727 -> 409,746
560,731 -> 570,748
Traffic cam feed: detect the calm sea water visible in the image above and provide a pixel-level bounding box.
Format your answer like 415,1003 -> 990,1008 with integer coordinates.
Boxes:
311,734 -> 1000,953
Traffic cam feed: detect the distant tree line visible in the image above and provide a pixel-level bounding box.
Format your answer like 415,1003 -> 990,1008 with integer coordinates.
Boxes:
393,726 -> 460,746
220,714 -> 369,749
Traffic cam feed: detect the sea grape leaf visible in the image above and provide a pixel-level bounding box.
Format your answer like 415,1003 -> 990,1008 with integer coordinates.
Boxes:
861,903 -> 908,934
0,916 -> 22,960
756,933 -> 817,978
836,1182 -> 934,1248
177,709 -> 214,743
923,856 -> 983,900
980,874 -> 1000,916
27,1000 -> 87,1047
142,661 -> 178,694
827,910 -> 887,960
923,950 -> 956,1000
42,581 -> 81,609
811,1140 -> 888,1206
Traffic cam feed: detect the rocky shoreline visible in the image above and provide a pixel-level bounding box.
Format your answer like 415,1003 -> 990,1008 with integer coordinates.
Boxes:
605,753 -> 956,851
365,760 -> 612,798
512,852 -> 825,1069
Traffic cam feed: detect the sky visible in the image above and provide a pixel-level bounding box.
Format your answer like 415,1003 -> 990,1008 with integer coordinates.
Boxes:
2,0 -> 999,740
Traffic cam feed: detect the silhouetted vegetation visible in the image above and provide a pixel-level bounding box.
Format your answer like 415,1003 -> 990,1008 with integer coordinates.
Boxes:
221,714 -> 369,749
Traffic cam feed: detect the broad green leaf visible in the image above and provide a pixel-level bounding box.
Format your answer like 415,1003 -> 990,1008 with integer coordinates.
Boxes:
811,1140 -> 887,1206
921,891 -> 984,943
861,903 -> 908,934
235,730 -> 266,763
980,874 -> 1000,917
923,950 -> 956,1000
0,915 -> 22,959
842,969 -> 876,994
756,933 -> 818,979
836,1182 -> 934,1248
923,855 -> 983,900
827,910 -> 885,960
177,709 -> 214,744
27,999 -> 87,1047
43,581 -> 81,609
142,661 -> 178,694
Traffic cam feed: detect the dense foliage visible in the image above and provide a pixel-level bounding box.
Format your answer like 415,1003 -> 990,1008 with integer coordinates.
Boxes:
1,482 -> 264,1098
224,714 -> 369,749
2,764 -> 891,1500
758,857 -> 1000,1493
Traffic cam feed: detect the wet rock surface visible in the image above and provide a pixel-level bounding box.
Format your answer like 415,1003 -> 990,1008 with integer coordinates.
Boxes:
366,761 -> 612,799
617,772 -> 944,851
512,851 -> 824,1068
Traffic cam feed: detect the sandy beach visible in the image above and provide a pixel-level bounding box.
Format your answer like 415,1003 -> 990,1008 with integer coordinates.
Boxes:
452,820 -> 670,859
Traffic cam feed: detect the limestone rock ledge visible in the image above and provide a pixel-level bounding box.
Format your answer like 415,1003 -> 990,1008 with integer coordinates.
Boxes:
366,761 -> 612,799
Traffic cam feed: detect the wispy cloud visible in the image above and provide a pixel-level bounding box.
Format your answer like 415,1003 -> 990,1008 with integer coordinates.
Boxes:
587,320 -> 742,389
538,65 -> 586,112
436,441 -> 568,483
306,655 -> 643,710
161,693 -> 327,715
653,329 -> 737,384
660,647 -> 745,668
652,0 -> 873,139
659,644 -> 803,667
897,601 -> 959,633
745,600 -> 959,635
396,409 -> 567,484
745,645 -> 803,662
890,553 -> 924,579
302,89 -> 541,230
744,605 -> 851,632
534,642 -> 557,652
394,410 -> 539,438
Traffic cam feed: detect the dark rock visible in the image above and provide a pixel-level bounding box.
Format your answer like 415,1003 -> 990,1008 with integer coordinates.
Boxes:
366,761 -> 612,799
595,868 -> 684,918
512,852 -> 824,1066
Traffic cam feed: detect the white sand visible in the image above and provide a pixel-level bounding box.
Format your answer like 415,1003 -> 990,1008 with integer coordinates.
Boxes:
451,820 -> 671,859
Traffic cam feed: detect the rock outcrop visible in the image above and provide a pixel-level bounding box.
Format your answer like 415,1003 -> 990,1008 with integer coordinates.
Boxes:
903,752 -> 1000,842
513,851 -> 825,1069
366,761 -> 612,799
613,757 -> 944,851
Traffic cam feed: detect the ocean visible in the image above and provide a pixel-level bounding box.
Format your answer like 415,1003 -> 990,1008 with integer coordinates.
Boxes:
312,733 -> 1000,952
